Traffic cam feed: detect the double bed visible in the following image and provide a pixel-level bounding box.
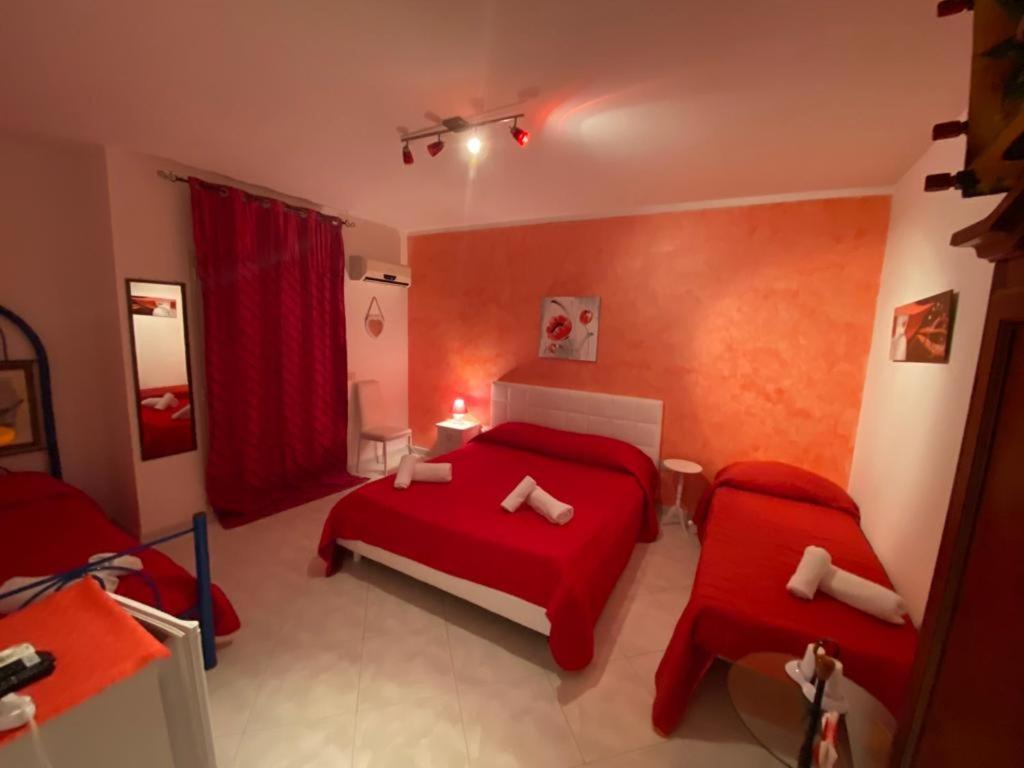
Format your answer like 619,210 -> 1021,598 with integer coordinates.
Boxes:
318,382 -> 663,670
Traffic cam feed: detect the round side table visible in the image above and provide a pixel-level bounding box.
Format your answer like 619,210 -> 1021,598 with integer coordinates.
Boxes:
662,458 -> 702,530
727,652 -> 895,767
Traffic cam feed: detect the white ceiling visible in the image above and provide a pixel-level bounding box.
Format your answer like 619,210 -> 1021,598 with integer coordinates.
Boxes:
0,1 -> 971,233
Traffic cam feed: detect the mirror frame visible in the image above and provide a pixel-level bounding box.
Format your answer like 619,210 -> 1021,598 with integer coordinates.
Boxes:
125,278 -> 198,461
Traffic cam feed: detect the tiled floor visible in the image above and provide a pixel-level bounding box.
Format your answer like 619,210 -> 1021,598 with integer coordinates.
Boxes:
162,491 -> 777,767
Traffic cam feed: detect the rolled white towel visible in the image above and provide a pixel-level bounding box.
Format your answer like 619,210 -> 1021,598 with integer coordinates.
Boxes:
820,566 -> 907,625
394,454 -> 419,489
500,476 -> 537,513
527,486 -> 574,525
171,403 -> 192,421
786,546 -> 832,600
142,392 -> 180,411
412,462 -> 452,483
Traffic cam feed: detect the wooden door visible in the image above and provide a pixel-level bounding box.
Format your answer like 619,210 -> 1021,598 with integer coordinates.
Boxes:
895,260 -> 1024,765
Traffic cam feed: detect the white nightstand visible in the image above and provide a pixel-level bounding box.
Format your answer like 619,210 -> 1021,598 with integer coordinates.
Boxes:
662,458 -> 703,531
436,418 -> 482,455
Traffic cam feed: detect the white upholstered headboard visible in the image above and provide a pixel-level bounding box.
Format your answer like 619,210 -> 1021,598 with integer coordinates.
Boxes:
490,382 -> 663,464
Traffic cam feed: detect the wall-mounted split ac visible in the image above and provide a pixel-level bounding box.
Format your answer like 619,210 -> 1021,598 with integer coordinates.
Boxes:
347,255 -> 412,287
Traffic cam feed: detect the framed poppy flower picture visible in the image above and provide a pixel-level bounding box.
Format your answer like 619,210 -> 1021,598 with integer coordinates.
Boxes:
539,296 -> 600,362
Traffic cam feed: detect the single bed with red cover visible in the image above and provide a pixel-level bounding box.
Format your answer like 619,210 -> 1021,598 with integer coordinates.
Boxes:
0,471 -> 240,639
652,461 -> 918,734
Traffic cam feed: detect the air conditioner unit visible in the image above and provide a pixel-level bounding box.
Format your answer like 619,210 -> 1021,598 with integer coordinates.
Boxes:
347,255 -> 412,287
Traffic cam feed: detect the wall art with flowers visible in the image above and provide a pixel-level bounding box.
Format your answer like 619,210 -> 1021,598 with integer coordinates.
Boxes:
539,296 -> 600,362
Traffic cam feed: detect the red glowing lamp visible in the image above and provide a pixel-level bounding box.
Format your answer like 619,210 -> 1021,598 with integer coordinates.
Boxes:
402,142 -> 414,165
510,125 -> 529,146
452,397 -> 468,421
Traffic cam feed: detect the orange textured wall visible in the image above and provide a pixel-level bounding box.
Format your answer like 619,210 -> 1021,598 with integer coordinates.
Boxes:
409,196 -> 890,492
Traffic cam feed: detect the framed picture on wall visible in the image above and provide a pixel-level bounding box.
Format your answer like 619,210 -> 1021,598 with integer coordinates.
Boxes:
130,295 -> 178,318
539,296 -> 600,362
0,360 -> 43,456
890,289 -> 956,364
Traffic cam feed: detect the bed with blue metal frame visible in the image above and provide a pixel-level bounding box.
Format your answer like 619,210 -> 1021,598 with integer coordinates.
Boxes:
0,303 -> 219,669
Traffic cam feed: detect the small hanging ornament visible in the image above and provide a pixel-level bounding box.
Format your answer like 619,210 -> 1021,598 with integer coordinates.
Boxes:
365,296 -> 385,338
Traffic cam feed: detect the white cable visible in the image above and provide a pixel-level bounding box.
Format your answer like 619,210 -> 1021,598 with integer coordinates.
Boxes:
27,714 -> 55,768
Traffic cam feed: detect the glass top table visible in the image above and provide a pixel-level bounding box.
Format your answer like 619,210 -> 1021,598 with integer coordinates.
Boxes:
727,652 -> 896,768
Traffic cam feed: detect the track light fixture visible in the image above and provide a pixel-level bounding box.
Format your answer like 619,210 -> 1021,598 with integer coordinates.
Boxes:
510,118 -> 529,146
399,112 -> 529,165
426,136 -> 445,157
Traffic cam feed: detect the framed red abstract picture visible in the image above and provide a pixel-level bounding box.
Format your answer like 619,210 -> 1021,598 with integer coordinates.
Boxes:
539,296 -> 600,362
889,290 -> 956,363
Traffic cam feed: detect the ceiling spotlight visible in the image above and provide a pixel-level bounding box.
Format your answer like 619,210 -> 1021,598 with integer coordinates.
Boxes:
402,142 -> 414,165
426,136 -> 445,157
510,120 -> 529,146
466,135 -> 482,155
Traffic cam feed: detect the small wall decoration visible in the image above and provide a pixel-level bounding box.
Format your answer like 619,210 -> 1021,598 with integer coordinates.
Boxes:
130,295 -> 178,318
0,360 -> 42,456
890,290 -> 956,363
365,296 -> 385,338
539,296 -> 600,362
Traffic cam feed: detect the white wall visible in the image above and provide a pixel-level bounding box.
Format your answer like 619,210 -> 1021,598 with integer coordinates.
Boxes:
849,136 -> 998,625
0,130 -> 138,530
104,147 -> 408,536
105,148 -> 210,537
344,227 -> 409,471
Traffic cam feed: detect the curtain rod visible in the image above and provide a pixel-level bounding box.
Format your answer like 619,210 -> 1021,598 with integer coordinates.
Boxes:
157,169 -> 355,228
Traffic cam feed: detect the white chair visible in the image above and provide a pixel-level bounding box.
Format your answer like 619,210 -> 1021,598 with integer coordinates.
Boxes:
354,379 -> 412,476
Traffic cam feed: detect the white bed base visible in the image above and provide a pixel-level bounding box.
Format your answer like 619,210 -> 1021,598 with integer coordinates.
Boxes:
340,539 -> 552,635
336,381 -> 664,636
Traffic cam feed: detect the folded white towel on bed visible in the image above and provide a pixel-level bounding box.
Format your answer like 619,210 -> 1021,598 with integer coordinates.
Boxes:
820,566 -> 907,625
787,546 -> 907,624
786,546 -> 832,600
141,392 -> 180,411
0,553 -> 144,613
527,486 -> 574,525
171,403 -> 192,420
413,462 -> 452,483
393,455 -> 453,489
500,476 -> 537,512
394,454 -> 419,489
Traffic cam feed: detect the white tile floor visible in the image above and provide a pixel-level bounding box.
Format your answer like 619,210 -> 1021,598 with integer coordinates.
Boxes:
162,492 -> 777,767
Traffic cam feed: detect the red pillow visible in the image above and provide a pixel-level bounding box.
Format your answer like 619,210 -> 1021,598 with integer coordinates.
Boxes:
710,461 -> 859,520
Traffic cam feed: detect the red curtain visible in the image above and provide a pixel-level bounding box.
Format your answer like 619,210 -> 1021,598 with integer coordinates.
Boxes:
188,179 -> 360,527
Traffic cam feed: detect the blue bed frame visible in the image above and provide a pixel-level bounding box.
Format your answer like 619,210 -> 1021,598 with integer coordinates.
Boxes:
0,304 -> 218,669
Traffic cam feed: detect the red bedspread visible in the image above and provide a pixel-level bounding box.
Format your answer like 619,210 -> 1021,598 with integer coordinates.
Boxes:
138,385 -> 194,459
0,472 -> 240,636
318,422 -> 660,669
652,462 -> 917,734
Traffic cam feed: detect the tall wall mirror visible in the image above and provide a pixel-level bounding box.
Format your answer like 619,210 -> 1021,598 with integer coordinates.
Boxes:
126,280 -> 197,460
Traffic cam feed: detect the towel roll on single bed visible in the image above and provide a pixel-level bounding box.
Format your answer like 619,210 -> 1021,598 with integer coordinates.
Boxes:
820,566 -> 907,625
786,545 -> 832,600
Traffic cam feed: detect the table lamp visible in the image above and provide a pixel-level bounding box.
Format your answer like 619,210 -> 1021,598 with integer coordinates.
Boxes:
452,397 -> 467,422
